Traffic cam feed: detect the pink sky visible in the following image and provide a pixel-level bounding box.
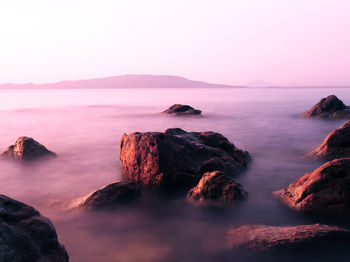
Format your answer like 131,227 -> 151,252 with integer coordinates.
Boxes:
0,0 -> 349,86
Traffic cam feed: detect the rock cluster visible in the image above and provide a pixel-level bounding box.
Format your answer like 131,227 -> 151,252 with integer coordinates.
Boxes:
307,120 -> 350,160
302,95 -> 350,119
70,128 -> 250,209
1,136 -> 56,161
273,158 -> 350,215
119,128 -> 251,189
7,93 -> 350,259
162,104 -> 201,115
0,194 -> 68,262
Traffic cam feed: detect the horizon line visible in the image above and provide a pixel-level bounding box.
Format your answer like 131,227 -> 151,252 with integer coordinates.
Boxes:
0,74 -> 349,89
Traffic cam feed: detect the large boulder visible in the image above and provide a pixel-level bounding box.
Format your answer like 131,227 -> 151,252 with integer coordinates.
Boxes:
162,104 -> 201,115
273,158 -> 350,215
227,224 -> 350,253
302,95 -> 350,119
74,181 -> 141,210
187,171 -> 247,204
0,194 -> 68,262
119,128 -> 251,189
307,121 -> 350,160
1,137 -> 56,161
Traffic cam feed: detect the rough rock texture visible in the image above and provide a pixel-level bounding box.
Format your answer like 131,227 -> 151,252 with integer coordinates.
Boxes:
307,121 -> 350,160
76,181 -> 141,210
0,194 -> 68,262
273,158 -> 350,215
120,128 -> 251,188
1,137 -> 56,161
162,104 -> 201,115
187,171 -> 247,204
227,224 -> 350,253
302,95 -> 350,119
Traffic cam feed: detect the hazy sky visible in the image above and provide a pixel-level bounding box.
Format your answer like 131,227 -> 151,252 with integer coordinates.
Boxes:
0,0 -> 349,86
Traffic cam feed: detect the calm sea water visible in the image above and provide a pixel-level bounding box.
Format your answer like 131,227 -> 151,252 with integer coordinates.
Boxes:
0,87 -> 349,261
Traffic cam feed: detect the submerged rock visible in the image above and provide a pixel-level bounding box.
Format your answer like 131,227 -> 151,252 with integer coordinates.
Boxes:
76,181 -> 141,210
162,104 -> 201,115
187,171 -> 247,204
227,224 -> 350,253
0,194 -> 68,262
302,95 -> 350,119
273,158 -> 350,215
1,136 -> 56,161
120,128 -> 251,189
307,120 -> 350,160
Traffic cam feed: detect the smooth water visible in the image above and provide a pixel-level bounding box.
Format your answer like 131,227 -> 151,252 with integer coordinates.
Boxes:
0,88 -> 349,262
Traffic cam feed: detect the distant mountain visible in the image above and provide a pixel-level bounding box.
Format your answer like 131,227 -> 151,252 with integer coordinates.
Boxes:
0,75 -> 243,89
246,79 -> 274,87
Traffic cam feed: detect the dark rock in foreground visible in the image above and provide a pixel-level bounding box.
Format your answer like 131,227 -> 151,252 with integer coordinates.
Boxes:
302,95 -> 350,119
76,181 -> 141,210
273,158 -> 350,215
187,171 -> 247,204
227,224 -> 350,253
1,136 -> 56,161
307,120 -> 350,160
120,128 -> 251,189
0,194 -> 68,262
163,104 -> 201,115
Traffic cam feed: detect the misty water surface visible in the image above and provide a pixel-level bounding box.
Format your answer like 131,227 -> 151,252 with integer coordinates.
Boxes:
0,87 -> 349,262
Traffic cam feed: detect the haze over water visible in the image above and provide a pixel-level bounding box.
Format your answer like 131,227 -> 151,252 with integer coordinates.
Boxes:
0,87 -> 349,261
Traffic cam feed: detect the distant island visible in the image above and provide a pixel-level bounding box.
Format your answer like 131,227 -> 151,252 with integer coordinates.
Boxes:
0,75 -> 244,89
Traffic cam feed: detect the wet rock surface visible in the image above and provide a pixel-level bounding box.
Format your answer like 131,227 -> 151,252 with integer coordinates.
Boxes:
302,95 -> 350,119
1,136 -> 57,161
0,194 -> 68,262
307,120 -> 350,160
227,224 -> 350,253
76,181 -> 141,210
187,171 -> 247,204
273,158 -> 350,215
119,128 -> 251,189
162,104 -> 201,115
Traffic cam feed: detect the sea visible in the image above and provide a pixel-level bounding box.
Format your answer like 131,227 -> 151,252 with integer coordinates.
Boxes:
0,87 -> 349,261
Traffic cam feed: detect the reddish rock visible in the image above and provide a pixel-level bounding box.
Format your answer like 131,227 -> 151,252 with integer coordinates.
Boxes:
0,194 -> 68,262
119,128 -> 251,189
302,95 -> 350,119
273,158 -> 350,215
187,171 -> 247,204
227,224 -> 350,253
76,181 -> 141,210
307,121 -> 350,160
162,104 -> 201,115
1,136 -> 56,161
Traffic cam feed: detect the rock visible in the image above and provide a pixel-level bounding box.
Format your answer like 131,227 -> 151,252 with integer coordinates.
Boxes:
75,181 -> 141,210
273,158 -> 350,215
0,194 -> 68,262
302,95 -> 350,119
307,121 -> 350,160
1,136 -> 56,161
187,171 -> 247,204
227,224 -> 350,253
162,104 -> 201,115
120,128 -> 251,189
